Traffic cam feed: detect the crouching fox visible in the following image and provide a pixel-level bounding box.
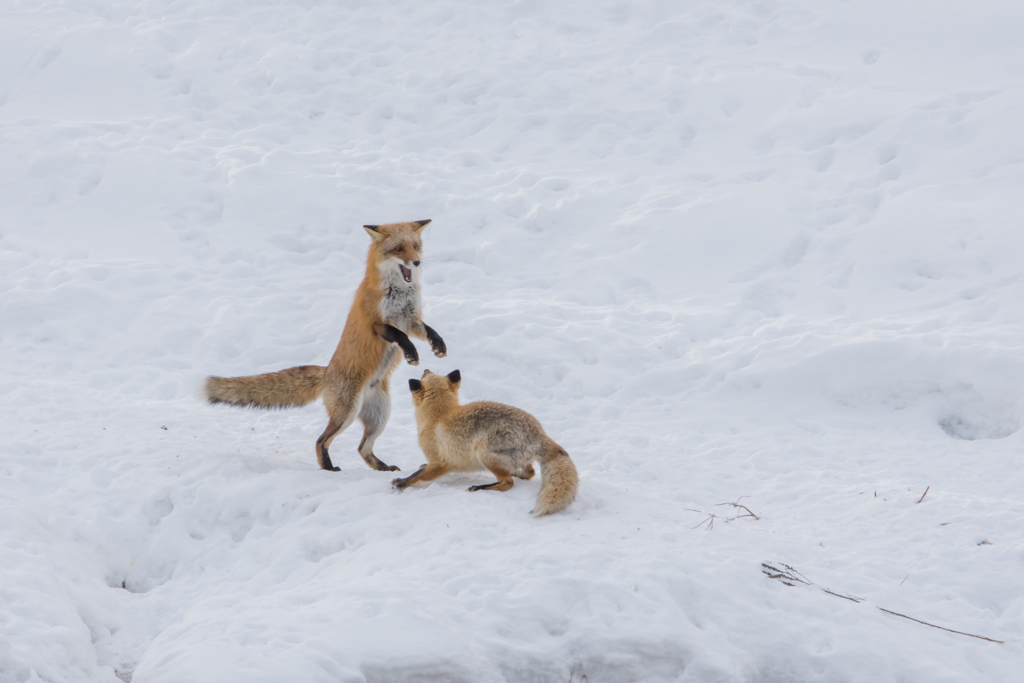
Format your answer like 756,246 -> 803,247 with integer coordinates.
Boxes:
393,369 -> 579,516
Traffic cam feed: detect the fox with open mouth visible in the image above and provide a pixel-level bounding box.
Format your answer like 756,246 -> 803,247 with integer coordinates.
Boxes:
204,220 -> 447,472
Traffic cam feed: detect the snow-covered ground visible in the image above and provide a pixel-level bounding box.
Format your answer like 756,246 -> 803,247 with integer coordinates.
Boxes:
2,1 -> 1023,681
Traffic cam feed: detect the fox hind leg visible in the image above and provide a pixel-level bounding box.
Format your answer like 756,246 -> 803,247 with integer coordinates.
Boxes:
315,391 -> 361,471
315,419 -> 344,471
357,382 -> 399,472
470,452 -> 516,492
514,464 -> 536,480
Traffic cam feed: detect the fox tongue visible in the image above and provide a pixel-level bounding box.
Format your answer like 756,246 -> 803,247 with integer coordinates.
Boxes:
400,265 -> 412,283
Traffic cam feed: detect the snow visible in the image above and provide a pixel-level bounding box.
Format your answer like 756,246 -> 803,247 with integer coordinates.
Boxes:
1,0 -> 1023,681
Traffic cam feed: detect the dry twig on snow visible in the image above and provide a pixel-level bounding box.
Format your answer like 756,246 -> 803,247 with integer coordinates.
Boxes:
916,486 -> 930,504
878,608 -> 1004,644
762,561 -> 1003,644
822,588 -> 864,603
761,562 -> 811,587
717,496 -> 761,521
687,496 -> 760,531
692,513 -> 717,531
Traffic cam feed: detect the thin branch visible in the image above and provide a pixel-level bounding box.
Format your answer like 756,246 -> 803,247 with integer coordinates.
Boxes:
692,513 -> 716,531
916,486 -> 930,504
781,563 -> 812,585
763,561 -> 1004,645
823,588 -> 864,603
716,500 -> 761,521
761,563 -> 811,586
687,498 -> 759,529
878,608 -> 1004,644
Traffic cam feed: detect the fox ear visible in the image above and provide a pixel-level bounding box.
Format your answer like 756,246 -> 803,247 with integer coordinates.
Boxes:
363,225 -> 385,242
408,379 -> 422,392
413,219 -> 431,235
446,369 -> 461,385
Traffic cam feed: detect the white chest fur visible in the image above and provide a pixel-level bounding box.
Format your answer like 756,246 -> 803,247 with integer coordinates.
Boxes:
377,261 -> 421,333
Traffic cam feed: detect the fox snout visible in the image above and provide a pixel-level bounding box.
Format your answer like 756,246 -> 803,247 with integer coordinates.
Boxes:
394,254 -> 423,283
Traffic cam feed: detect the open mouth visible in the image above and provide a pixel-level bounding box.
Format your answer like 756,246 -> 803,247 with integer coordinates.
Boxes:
400,264 -> 413,283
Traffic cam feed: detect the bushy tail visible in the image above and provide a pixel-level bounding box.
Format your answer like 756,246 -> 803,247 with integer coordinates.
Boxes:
532,442 -> 579,516
204,365 -> 326,409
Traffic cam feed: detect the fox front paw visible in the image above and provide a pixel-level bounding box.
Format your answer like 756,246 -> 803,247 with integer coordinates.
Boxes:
424,325 -> 446,358
430,336 -> 446,358
392,477 -> 409,490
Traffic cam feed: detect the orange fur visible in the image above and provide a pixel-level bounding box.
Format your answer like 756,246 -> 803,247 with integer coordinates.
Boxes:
394,370 -> 579,516
205,220 -> 446,471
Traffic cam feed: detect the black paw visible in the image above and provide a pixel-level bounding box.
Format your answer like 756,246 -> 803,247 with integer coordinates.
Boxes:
392,478 -> 408,490
425,325 -> 446,358
468,484 -> 494,492
327,466 -> 341,472
366,454 -> 400,472
431,337 -> 447,358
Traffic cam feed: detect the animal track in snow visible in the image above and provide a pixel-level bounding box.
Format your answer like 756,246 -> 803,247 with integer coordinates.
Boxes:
939,414 -> 1019,441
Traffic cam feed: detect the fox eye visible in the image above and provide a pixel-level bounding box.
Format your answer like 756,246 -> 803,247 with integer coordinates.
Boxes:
393,246 -> 403,252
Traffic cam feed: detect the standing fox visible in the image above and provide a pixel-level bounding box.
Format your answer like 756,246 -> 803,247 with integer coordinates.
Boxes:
394,369 -> 579,516
204,220 -> 446,472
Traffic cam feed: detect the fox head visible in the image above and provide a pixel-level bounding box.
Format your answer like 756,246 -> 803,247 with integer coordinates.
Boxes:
363,219 -> 431,287
408,369 -> 461,412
